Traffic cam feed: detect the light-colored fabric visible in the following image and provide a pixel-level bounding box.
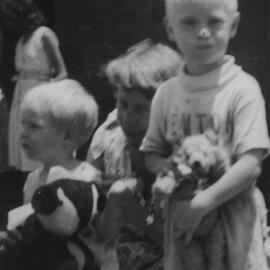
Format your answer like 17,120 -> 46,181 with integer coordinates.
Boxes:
141,56 -> 270,270
87,110 -> 132,270
8,26 -> 63,171
88,109 -> 133,178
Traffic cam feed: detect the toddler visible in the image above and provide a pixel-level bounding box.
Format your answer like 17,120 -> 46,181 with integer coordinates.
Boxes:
20,79 -> 99,203
140,0 -> 270,269
1,79 -> 104,269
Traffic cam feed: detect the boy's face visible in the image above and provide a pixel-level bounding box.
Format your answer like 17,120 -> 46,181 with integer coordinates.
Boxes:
116,87 -> 151,148
20,108 -> 66,163
166,0 -> 239,74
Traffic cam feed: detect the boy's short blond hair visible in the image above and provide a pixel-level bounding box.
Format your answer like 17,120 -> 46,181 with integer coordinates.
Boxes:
165,0 -> 238,15
21,79 -> 98,148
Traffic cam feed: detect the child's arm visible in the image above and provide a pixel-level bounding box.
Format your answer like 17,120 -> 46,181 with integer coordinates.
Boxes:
172,148 -> 263,244
41,33 -> 67,81
94,192 -> 125,242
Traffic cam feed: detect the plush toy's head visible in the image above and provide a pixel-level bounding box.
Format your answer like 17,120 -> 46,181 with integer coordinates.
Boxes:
174,131 -> 230,183
152,131 -> 230,207
31,179 -> 106,236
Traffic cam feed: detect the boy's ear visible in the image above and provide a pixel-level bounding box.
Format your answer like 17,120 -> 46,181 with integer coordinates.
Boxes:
230,12 -> 240,38
163,16 -> 175,42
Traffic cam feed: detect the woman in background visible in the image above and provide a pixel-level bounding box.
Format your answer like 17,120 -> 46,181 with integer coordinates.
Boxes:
1,0 -> 67,173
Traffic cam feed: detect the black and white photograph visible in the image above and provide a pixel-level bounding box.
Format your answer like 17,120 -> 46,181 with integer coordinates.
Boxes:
0,0 -> 269,269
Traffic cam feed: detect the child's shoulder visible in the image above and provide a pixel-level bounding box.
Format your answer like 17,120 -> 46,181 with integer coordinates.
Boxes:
154,75 -> 180,98
231,67 -> 262,98
236,67 -> 259,86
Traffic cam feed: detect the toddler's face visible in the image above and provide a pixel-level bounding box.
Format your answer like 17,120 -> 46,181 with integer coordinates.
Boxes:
166,0 -> 239,74
116,88 -> 151,148
20,109 -> 65,163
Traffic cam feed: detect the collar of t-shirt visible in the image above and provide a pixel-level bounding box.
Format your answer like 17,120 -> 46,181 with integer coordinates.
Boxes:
178,55 -> 241,92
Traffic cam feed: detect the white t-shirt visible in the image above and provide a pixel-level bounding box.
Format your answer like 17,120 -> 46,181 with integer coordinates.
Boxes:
140,56 -> 270,270
140,55 -> 269,159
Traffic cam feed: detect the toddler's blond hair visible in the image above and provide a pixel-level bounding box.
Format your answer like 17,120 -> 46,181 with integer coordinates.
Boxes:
21,79 -> 98,148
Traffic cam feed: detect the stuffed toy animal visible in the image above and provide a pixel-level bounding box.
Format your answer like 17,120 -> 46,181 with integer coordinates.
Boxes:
0,178 -> 106,270
151,131 -> 230,270
107,178 -> 164,247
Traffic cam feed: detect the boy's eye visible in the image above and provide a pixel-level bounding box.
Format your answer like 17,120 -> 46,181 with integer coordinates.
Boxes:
208,17 -> 223,27
180,18 -> 197,27
22,121 -> 40,130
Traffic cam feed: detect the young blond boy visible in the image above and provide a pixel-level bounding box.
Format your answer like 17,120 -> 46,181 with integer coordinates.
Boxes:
140,0 -> 270,269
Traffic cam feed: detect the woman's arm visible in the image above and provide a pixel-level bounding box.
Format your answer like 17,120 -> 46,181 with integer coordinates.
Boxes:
41,35 -> 67,80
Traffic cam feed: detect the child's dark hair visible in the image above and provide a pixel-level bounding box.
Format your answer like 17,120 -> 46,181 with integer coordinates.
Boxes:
0,0 -> 46,33
104,39 -> 182,99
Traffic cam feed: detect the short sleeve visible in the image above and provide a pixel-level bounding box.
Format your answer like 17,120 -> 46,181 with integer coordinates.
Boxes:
140,84 -> 170,155
232,77 -> 270,156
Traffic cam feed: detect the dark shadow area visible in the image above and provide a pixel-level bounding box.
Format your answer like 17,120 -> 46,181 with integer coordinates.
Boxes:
0,170 -> 27,230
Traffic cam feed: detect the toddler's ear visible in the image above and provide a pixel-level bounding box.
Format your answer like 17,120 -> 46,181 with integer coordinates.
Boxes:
230,12 -> 240,38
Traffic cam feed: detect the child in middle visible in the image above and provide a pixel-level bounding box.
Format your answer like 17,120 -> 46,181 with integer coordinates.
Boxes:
87,39 -> 182,270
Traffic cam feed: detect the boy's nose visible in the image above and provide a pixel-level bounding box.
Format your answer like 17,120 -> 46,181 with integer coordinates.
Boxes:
198,28 -> 210,40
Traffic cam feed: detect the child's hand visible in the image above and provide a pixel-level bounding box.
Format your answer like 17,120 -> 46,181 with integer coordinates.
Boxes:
171,192 -> 211,245
0,229 -> 22,254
